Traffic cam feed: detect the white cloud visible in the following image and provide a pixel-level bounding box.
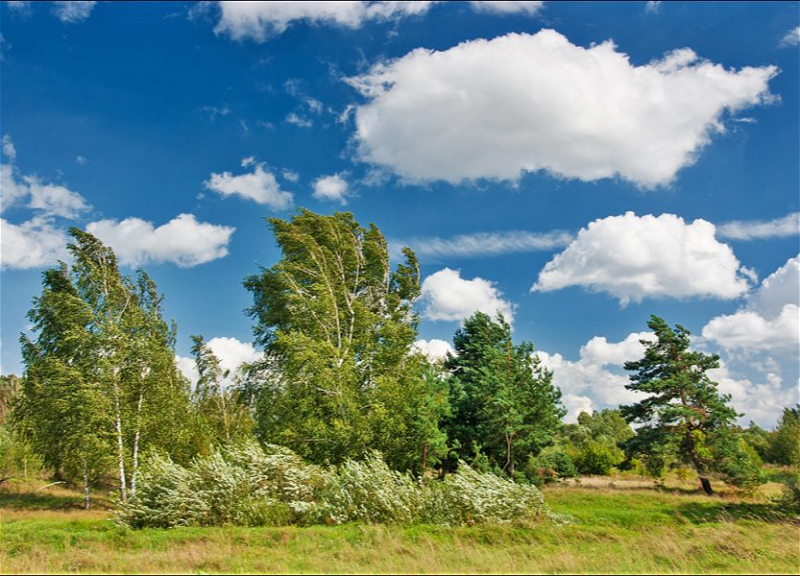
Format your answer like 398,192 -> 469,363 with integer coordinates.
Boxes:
469,1 -> 543,15
1,135 -> 90,218
76,155 -> 87,166
645,1 -> 661,14
532,212 -> 754,305
702,255 -> 799,354
702,305 -> 798,353
51,1 -> 96,23
347,30 -> 776,187
6,1 -> 31,15
420,268 -> 514,323
312,173 -> 349,204
212,1 -> 436,42
561,394 -> 594,423
1,163 -> 28,212
716,212 -> 799,241
0,216 -> 69,270
708,362 -> 797,426
537,331 -> 655,422
780,26 -> 800,48
579,331 -> 657,366
86,213 -> 235,268
176,336 -> 260,388
413,338 -> 454,362
749,255 -> 799,317
282,169 -> 300,183
2,135 -> 16,161
205,163 -> 294,210
285,112 -> 313,128
25,176 -> 90,219
400,229 -> 573,260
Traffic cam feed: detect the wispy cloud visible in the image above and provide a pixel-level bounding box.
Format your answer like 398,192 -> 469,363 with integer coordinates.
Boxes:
397,229 -> 573,260
716,212 -> 799,241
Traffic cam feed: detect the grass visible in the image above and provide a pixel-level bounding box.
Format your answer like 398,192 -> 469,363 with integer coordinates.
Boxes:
1,475 -> 798,574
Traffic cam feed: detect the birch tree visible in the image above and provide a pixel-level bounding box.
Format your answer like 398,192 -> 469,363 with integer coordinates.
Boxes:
243,209 -> 445,468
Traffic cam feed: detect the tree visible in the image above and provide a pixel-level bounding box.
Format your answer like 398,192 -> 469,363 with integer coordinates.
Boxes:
191,335 -> 254,445
444,312 -> 565,477
17,229 -> 192,505
621,315 -> 755,495
768,406 -> 800,466
17,263 -> 112,508
243,209 -> 447,470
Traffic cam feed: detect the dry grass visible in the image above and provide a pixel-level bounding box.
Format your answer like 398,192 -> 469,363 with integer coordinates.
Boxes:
1,477 -> 797,574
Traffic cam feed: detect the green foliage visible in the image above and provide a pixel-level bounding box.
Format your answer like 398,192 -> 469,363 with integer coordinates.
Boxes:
523,449 -> 577,484
190,335 -> 254,447
15,230 -> 195,505
574,443 -> 616,476
443,311 -> 565,477
243,210 -> 447,471
119,443 -> 554,529
767,406 -> 800,466
621,315 -> 759,494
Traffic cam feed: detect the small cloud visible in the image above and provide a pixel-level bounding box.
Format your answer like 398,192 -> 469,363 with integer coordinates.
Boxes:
282,169 -> 300,183
205,163 -> 294,210
286,112 -> 313,128
51,1 -> 97,24
645,1 -> 662,14
780,26 -> 800,48
312,173 -> 349,204
420,268 -> 514,324
76,155 -> 87,165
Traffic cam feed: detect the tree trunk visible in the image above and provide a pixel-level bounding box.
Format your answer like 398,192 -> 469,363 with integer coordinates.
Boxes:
113,381 -> 127,503
82,451 -> 90,510
699,476 -> 713,495
130,389 -> 144,500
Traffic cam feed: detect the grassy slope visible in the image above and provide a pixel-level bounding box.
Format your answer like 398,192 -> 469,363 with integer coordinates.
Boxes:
1,478 -> 797,574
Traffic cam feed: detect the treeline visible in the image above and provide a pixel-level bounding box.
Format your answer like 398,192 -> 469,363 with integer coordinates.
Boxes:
1,209 -> 795,515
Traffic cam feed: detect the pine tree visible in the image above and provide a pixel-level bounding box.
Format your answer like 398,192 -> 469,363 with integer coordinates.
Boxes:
444,312 -> 565,477
621,315 -> 749,495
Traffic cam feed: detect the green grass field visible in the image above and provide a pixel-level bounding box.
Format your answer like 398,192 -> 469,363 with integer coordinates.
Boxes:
1,476 -> 797,574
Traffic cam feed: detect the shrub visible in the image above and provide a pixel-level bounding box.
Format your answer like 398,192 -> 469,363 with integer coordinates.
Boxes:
574,443 -> 616,476
119,443 -> 558,529
523,450 -> 577,485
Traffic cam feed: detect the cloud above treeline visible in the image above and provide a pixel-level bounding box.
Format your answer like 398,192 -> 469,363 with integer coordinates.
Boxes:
420,268 -> 514,323
205,160 -> 294,210
532,212 -> 755,305
702,255 -> 799,354
347,30 -> 776,187
87,214 -> 236,268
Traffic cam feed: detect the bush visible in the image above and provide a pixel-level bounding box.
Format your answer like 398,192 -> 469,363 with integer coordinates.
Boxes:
574,444 -> 615,476
119,442 -> 557,529
523,450 -> 577,484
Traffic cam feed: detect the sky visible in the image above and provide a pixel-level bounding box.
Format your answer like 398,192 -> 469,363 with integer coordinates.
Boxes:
1,0 -> 798,427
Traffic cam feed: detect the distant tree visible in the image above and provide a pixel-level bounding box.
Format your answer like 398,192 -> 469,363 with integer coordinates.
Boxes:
243,209 -> 447,470
768,406 -> 800,466
191,335 -> 254,445
621,315 -> 761,494
444,312 -> 565,477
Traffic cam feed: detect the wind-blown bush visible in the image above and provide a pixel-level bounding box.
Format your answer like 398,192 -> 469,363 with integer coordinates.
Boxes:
119,442 -> 557,529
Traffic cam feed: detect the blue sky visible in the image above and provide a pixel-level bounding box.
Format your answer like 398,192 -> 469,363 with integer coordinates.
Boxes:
1,1 -> 798,427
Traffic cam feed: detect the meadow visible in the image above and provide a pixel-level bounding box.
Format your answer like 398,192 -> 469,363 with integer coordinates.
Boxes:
1,473 -> 797,574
